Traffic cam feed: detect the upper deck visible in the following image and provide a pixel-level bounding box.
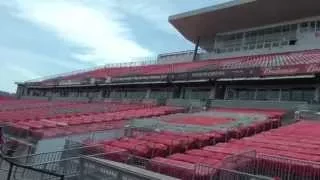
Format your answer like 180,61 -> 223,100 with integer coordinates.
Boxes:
169,0 -> 320,44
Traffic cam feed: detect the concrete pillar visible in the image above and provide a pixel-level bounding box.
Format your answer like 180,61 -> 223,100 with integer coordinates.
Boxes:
223,87 -> 228,100
314,86 -> 320,102
16,86 -> 22,98
179,88 -> 185,99
278,89 -> 282,102
30,90 -> 34,96
254,89 -> 258,100
209,86 -> 216,99
98,89 -> 104,100
20,87 -> 25,96
110,89 -> 116,99
145,88 -> 151,99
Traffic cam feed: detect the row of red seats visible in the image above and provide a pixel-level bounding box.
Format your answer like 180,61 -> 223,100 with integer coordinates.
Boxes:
0,99 -> 68,110
46,49 -> 320,83
8,106 -> 184,138
148,145 -> 241,180
0,98 -> 17,102
30,121 -> 127,138
212,107 -> 287,119
0,102 -> 151,124
147,120 -> 320,179
88,131 -> 225,159
85,113 -> 280,161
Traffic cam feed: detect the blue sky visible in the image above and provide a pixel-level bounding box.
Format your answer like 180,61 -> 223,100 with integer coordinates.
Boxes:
0,0 -> 230,92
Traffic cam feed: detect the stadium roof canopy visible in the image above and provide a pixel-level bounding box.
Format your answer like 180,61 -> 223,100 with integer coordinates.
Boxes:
169,0 -> 320,44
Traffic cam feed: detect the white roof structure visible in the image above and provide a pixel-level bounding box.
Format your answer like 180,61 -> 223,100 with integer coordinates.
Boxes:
169,0 -> 320,43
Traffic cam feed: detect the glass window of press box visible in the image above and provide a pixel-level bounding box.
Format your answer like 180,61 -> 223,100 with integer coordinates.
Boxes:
213,19 -> 320,54
226,88 -> 315,102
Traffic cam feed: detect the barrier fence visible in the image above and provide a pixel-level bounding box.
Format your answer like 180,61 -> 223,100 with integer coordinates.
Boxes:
4,136 -> 320,180
4,148 -> 320,180
79,156 -> 179,180
0,154 -> 64,180
222,151 -> 320,180
195,163 -> 272,180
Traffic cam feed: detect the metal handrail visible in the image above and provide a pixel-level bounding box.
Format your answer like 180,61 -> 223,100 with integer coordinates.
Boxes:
0,153 -> 65,180
80,156 -> 179,180
197,163 -> 272,180
5,144 -> 102,160
257,153 -> 320,166
24,58 -> 158,83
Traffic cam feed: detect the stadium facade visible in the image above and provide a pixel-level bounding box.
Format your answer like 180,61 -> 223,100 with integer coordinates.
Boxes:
3,1 -> 320,179
16,0 -> 320,104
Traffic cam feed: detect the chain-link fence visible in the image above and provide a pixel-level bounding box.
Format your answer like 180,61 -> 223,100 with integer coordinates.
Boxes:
0,155 -> 64,180
222,151 -> 320,180
195,163 -> 272,180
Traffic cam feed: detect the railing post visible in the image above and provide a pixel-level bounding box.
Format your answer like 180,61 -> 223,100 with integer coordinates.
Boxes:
40,163 -> 48,180
192,37 -> 200,61
287,162 -> 292,180
79,157 -> 85,179
7,163 -> 13,180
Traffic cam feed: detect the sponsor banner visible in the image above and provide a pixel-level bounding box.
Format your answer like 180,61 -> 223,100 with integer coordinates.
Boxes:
111,74 -> 168,83
173,72 -> 191,81
59,81 -> 82,85
188,68 -> 260,80
110,64 -> 320,83
261,66 -> 301,76
306,63 -> 320,73
42,82 -> 57,86
261,63 -> 320,76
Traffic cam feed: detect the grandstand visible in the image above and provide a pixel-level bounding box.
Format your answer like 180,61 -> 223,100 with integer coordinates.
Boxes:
1,0 -> 320,179
16,0 -> 320,105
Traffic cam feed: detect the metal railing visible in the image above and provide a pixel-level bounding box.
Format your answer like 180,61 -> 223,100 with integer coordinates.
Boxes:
4,142 -> 103,166
195,163 -> 272,180
79,156 -> 179,180
127,154 -> 272,180
0,154 -> 64,180
5,142 -> 320,180
294,109 -> 320,121
5,126 -> 320,180
222,151 -> 320,180
24,58 -> 158,83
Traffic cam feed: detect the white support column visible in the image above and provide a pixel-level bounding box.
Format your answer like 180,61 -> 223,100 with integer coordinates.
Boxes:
223,87 -> 228,100
241,32 -> 246,49
179,88 -> 185,99
314,85 -> 320,102
213,38 -> 217,51
97,89 -> 103,100
16,86 -> 21,98
145,88 -> 151,99
209,86 -> 216,99
278,89 -> 282,102
110,89 -> 116,99
254,89 -> 258,100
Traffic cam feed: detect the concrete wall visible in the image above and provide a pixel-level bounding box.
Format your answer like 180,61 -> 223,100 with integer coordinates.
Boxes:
209,99 -> 309,110
20,96 -> 49,100
166,98 -> 206,108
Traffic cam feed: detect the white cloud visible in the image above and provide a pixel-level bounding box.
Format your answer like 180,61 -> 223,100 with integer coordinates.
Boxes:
1,0 -> 234,66
116,0 -> 233,35
0,45 -> 87,70
117,0 -> 177,34
4,0 -> 153,65
0,45 -> 91,92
